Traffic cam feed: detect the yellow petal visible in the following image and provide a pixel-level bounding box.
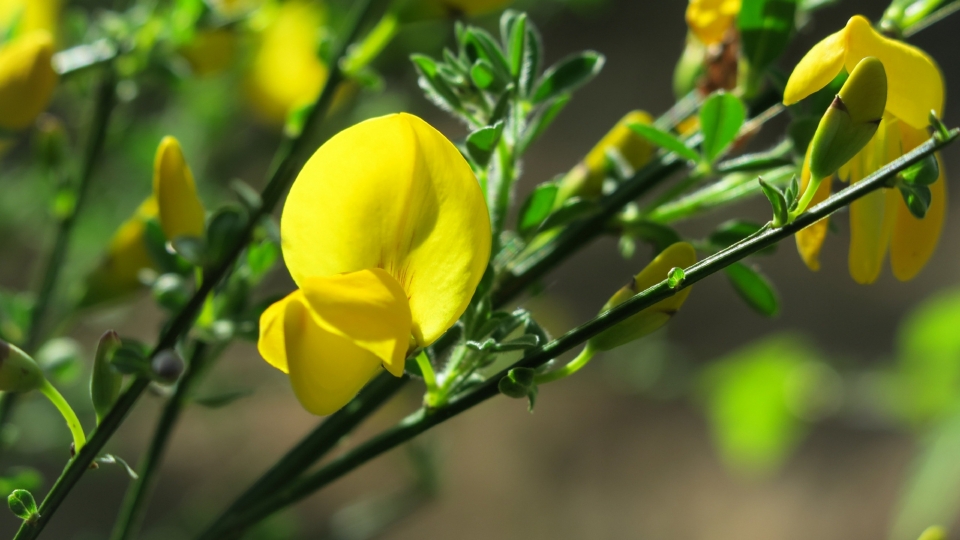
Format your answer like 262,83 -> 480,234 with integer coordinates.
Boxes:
0,0 -> 60,35
783,29 -> 846,106
686,0 -> 742,46
590,242 -> 697,351
246,0 -> 327,124
0,30 -> 58,131
795,147 -> 832,271
258,291 -> 295,374
283,294 -> 383,416
153,136 -> 205,240
81,199 -> 159,307
891,154 -> 946,281
299,269 -> 412,377
282,113 -> 491,346
843,15 -> 944,129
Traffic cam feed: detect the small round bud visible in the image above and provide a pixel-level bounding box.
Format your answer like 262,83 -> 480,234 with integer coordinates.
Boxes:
0,340 -> 46,393
151,350 -> 184,384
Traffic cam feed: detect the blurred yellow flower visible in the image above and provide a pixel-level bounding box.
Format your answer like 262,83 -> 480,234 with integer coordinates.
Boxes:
0,0 -> 60,36
789,15 -> 946,283
258,113 -> 491,415
81,137 -> 206,306
0,30 -> 57,131
686,0 -> 741,46
181,29 -> 237,77
246,1 -> 327,124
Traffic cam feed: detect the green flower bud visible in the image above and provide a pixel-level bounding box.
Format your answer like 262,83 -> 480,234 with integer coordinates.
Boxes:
808,56 -> 887,180
917,526 -> 946,540
90,331 -> 122,425
0,339 -> 45,393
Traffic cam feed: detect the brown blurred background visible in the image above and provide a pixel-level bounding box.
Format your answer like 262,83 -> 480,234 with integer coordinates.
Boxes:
3,0 -> 960,538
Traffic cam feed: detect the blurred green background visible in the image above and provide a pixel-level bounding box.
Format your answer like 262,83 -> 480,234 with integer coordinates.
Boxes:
2,0 -> 960,538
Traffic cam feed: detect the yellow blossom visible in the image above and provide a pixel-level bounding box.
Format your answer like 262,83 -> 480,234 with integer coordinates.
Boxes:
686,0 -> 741,46
0,30 -> 57,131
783,15 -> 943,129
788,15 -> 947,283
258,113 -> 491,415
81,137 -> 206,306
246,1 -> 328,124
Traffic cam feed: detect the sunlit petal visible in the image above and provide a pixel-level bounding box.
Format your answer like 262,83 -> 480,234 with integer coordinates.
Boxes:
283,295 -> 383,416
0,30 -> 58,131
783,29 -> 846,106
153,136 -> 206,240
282,113 -> 491,346
299,269 -> 411,377
843,15 -> 944,129
258,291 -> 297,374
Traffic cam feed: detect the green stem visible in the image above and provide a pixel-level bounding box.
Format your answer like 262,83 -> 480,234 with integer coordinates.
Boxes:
533,345 -> 596,385
788,174 -> 823,222
11,3 -> 384,539
110,342 -> 216,540
38,379 -> 86,453
903,0 -> 960,36
194,129 -> 959,540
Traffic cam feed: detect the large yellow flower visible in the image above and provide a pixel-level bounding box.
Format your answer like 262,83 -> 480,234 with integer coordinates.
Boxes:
258,113 -> 491,415
81,137 -> 206,306
0,30 -> 57,131
686,0 -> 741,46
789,16 -> 947,284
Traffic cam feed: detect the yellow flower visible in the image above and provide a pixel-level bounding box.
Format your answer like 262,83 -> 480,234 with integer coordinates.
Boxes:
555,110 -> 655,205
246,1 -> 328,124
181,29 -> 237,77
0,30 -> 57,131
0,0 -> 60,36
81,137 -> 206,307
783,15 -> 943,129
258,113 -> 491,415
686,0 -> 741,46
788,15 -> 947,283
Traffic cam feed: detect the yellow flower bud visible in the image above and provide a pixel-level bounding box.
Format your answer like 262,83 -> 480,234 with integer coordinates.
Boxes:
0,339 -> 45,393
0,31 -> 58,131
686,0 -> 741,46
808,56 -> 887,181
555,111 -> 655,205
154,136 -> 205,240
589,242 -> 697,352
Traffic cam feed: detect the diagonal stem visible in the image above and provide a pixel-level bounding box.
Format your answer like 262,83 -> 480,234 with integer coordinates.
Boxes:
199,129 -> 959,539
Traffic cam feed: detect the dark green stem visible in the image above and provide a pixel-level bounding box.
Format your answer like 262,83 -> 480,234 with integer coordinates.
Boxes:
109,342 -> 215,540
199,129 -> 959,539
11,2 -> 382,539
0,69 -> 118,445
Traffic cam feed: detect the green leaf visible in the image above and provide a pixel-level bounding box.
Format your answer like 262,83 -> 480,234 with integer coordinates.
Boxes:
537,197 -> 598,232
519,24 -> 542,98
506,13 -> 527,79
518,182 -> 559,235
708,220 -> 775,255
725,262 -> 780,317
520,94 -> 570,152
246,240 -> 280,280
531,51 -> 604,104
738,0 -> 798,71
35,337 -> 82,385
194,389 -> 254,408
627,122 -> 700,162
758,176 -> 789,226
899,184 -> 933,219
463,28 -> 511,81
700,91 -> 746,163
206,205 -> 247,268
469,59 -> 497,90
784,174 -> 800,209
411,54 -> 464,114
8,489 -> 37,522
902,154 -> 940,186
170,236 -> 205,267
465,121 -> 504,168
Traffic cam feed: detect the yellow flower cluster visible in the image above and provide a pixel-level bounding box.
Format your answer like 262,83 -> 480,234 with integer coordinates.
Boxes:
787,16 -> 946,284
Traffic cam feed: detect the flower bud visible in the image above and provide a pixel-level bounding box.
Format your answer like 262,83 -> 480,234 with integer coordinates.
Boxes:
90,331 -> 122,424
154,136 -> 206,241
0,31 -> 58,132
555,111 -> 655,204
589,242 -> 697,352
0,339 -> 46,393
808,56 -> 887,180
151,349 -> 185,384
